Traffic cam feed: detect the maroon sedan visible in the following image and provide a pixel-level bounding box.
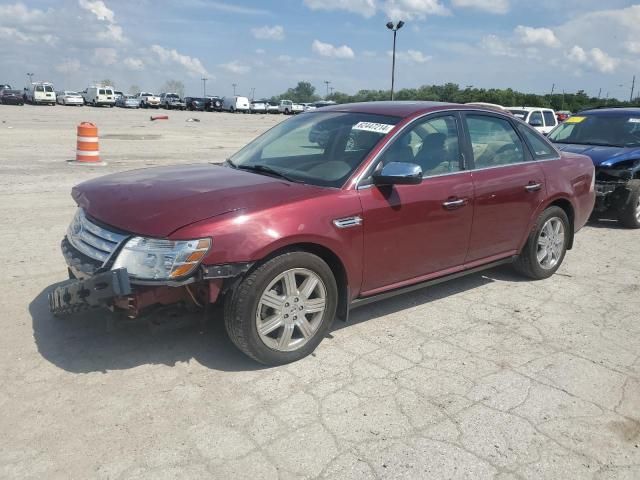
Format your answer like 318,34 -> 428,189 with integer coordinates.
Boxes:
50,102 -> 595,365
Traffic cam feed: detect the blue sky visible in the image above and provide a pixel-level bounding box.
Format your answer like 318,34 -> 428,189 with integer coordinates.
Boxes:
1,1 -> 639,99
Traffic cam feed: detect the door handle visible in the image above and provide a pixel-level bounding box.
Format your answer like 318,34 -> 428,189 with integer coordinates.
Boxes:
525,182 -> 542,192
442,198 -> 466,210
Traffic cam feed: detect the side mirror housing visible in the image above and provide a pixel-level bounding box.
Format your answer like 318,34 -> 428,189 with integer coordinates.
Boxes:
373,162 -> 422,186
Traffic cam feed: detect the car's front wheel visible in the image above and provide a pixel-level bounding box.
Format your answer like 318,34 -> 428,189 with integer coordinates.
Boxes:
514,206 -> 570,280
224,251 -> 338,365
618,180 -> 640,228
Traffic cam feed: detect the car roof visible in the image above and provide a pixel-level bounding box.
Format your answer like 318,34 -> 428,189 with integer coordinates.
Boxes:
317,101 -> 499,118
578,107 -> 640,116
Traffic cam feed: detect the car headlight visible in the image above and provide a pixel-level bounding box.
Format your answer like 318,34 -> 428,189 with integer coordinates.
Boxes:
112,237 -> 211,280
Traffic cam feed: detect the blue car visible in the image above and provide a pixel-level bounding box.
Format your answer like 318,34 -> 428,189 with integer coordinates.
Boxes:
548,107 -> 640,228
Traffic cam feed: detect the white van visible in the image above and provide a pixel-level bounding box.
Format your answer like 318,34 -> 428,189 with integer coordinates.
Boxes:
82,85 -> 116,107
222,96 -> 250,113
26,82 -> 56,105
507,107 -> 558,135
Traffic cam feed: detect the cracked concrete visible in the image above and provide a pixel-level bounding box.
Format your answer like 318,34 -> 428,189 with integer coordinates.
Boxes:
0,106 -> 639,479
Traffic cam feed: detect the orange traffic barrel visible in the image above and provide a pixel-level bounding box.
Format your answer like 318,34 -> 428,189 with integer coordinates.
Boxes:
76,122 -> 100,163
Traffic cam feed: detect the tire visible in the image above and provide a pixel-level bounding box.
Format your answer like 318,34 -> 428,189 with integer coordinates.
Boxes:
514,206 -> 570,280
617,180 -> 640,228
224,251 -> 338,365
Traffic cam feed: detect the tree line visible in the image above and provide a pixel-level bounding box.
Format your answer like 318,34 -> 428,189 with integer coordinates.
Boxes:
270,81 -> 639,113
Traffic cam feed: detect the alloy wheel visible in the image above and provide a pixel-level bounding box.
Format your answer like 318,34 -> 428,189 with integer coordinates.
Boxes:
255,268 -> 327,352
536,217 -> 565,270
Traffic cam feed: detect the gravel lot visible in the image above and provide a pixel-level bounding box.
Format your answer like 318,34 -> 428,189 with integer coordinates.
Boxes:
0,105 -> 638,479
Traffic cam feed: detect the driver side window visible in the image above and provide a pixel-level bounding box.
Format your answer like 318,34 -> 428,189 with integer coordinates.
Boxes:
380,115 -> 461,177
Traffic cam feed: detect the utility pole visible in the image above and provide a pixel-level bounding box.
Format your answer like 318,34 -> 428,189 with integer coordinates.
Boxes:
386,21 -> 405,101
597,87 -> 602,99
630,75 -> 636,102
561,90 -> 565,110
201,77 -> 208,97
232,83 -> 237,96
329,86 -> 334,95
26,72 -> 34,84
250,87 -> 255,100
324,80 -> 330,99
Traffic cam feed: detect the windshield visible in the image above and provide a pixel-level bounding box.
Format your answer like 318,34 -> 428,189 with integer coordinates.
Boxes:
508,109 -> 528,120
548,114 -> 640,148
167,94 -> 179,99
66,91 -> 78,95
228,112 -> 401,188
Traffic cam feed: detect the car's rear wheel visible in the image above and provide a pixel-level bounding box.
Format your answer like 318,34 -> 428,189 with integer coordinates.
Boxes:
224,251 -> 338,365
514,206 -> 570,280
618,180 -> 640,229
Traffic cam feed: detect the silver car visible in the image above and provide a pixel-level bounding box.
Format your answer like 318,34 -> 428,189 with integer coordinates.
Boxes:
250,100 -> 267,114
115,95 -> 141,108
56,90 -> 84,106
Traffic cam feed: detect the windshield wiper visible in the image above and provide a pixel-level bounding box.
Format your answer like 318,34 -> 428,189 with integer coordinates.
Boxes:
236,164 -> 296,182
224,158 -> 237,168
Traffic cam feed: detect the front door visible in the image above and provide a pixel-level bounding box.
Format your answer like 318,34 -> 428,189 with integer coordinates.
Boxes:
358,113 -> 474,294
462,113 -> 546,263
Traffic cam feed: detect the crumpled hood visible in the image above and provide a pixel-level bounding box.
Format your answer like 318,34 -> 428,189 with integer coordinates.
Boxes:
554,143 -> 640,167
72,164 -> 327,237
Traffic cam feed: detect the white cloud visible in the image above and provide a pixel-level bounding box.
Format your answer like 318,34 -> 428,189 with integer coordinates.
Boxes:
98,24 -> 125,43
382,0 -> 449,21
251,25 -> 284,41
303,0 -> 377,18
514,26 -> 559,48
277,55 -> 293,62
151,45 -> 210,77
78,0 -> 114,23
201,1 -> 269,15
221,60 -> 251,74
312,39 -> 355,59
93,47 -> 117,65
124,57 -> 144,71
0,3 -> 46,22
451,0 -> 509,14
255,48 -> 265,54
566,45 -> 619,73
481,34 -> 515,57
55,59 -> 81,74
389,49 -> 432,63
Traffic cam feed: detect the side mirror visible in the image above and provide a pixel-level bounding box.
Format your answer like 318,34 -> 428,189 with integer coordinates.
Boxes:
529,119 -> 543,127
373,162 -> 422,186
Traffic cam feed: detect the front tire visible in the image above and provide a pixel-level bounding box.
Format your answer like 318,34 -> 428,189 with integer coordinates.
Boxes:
617,180 -> 640,228
514,206 -> 570,280
224,251 -> 338,365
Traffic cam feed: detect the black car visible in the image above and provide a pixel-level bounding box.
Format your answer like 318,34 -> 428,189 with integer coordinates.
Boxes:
0,89 -> 24,105
185,97 -> 207,111
206,96 -> 223,112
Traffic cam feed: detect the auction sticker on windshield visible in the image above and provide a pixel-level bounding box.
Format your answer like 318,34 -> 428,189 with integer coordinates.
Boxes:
565,116 -> 586,124
353,122 -> 395,134
628,118 -> 640,123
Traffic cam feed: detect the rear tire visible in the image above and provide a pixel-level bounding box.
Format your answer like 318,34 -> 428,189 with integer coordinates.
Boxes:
514,206 -> 570,280
617,180 -> 640,229
224,251 -> 338,365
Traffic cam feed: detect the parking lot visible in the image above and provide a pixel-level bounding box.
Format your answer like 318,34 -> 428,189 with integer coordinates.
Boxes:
0,105 -> 638,479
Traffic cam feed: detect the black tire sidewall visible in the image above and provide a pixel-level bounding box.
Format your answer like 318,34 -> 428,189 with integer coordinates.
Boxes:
520,206 -> 570,279
226,252 -> 338,365
618,180 -> 640,228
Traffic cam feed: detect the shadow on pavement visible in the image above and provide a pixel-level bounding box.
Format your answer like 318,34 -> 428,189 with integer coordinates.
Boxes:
31,269 -> 500,373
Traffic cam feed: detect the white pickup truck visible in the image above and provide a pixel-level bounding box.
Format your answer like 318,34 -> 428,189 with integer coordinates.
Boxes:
136,92 -> 161,109
278,99 -> 303,115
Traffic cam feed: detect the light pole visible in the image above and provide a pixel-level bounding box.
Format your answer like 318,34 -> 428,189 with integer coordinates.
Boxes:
250,87 -> 255,100
202,77 -> 208,97
232,83 -> 237,96
324,80 -> 331,99
26,72 -> 34,84
386,20 -> 404,101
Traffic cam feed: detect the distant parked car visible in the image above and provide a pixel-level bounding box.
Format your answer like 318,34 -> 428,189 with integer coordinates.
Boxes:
223,96 -> 250,113
266,102 -> 280,114
556,110 -> 572,122
113,91 -> 124,100
301,103 -> 317,112
115,95 -> 141,108
83,85 -> 116,107
278,100 -> 303,115
0,84 -> 11,91
56,91 -> 84,106
250,100 -> 267,114
507,107 -> 557,135
185,97 -> 207,111
0,89 -> 24,105
26,82 -> 56,105
548,107 -> 640,228
313,100 -> 337,109
206,96 -> 223,111
159,92 -> 186,110
136,92 -> 161,109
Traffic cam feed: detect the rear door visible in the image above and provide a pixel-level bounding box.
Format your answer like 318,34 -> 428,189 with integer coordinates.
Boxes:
462,112 -> 546,263
358,113 -> 474,294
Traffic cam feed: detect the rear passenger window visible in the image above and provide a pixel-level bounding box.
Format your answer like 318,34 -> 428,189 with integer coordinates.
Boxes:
99,89 -> 105,95
517,125 -> 557,159
543,111 -> 556,127
529,111 -> 543,126
466,115 -> 525,168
